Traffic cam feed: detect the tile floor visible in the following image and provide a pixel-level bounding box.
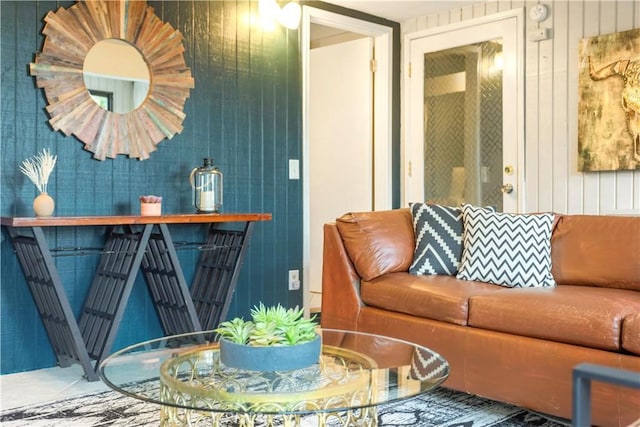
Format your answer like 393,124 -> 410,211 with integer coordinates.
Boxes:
0,365 -> 110,411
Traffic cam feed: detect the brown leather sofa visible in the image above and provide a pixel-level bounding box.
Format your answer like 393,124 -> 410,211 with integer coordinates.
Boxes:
321,208 -> 640,427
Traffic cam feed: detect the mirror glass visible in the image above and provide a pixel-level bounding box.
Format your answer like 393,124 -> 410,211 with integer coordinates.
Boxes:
83,39 -> 150,113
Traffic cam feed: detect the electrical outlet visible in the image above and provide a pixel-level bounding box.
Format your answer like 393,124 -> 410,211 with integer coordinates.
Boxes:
288,269 -> 300,291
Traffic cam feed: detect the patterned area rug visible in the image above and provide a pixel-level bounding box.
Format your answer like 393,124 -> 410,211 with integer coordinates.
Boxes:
0,386 -> 569,427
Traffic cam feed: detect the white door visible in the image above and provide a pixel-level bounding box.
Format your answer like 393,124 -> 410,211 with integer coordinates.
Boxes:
302,7 -> 394,315
308,37 -> 373,312
404,10 -> 525,212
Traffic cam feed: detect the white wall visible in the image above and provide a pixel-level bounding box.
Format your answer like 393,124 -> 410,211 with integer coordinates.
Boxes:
401,0 -> 640,215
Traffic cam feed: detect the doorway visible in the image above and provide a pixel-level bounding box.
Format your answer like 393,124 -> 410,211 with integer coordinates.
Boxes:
301,6 -> 393,315
403,10 -> 525,212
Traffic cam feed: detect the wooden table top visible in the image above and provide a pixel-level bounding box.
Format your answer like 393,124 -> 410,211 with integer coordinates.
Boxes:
0,213 -> 272,227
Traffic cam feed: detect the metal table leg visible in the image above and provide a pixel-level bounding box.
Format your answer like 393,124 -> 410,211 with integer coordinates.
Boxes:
140,223 -> 202,336
6,226 -> 98,381
78,224 -> 153,375
190,222 -> 256,330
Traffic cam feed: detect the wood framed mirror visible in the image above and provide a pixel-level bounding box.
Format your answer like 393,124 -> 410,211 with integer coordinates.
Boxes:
30,1 -> 194,160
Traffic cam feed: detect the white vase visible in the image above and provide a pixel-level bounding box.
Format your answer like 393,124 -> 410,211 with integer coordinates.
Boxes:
33,192 -> 55,217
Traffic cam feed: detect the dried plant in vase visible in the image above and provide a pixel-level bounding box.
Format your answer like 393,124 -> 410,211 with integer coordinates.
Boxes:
19,148 -> 57,217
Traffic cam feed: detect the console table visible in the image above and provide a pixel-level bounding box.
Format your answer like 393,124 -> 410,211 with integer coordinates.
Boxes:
1,213 -> 271,381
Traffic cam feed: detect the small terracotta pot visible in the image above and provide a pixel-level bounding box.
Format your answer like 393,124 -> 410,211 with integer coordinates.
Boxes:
33,192 -> 55,217
140,202 -> 162,216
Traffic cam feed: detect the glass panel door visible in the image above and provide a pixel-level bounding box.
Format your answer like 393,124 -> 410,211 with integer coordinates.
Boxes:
423,40 -> 504,210
404,11 -> 524,213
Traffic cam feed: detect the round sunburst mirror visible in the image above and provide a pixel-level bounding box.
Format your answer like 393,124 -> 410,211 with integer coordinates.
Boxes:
30,1 -> 195,160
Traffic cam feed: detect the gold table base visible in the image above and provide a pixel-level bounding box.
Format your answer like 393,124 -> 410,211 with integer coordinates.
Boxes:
159,405 -> 378,426
158,344 -> 379,427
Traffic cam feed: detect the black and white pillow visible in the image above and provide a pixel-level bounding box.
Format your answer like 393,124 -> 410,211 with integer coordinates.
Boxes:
456,204 -> 556,288
409,203 -> 465,276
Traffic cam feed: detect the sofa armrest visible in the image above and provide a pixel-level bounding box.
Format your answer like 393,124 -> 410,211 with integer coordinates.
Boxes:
321,223 -> 363,330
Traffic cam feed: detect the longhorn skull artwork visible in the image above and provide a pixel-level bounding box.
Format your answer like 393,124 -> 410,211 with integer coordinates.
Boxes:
578,28 -> 640,171
589,57 -> 640,162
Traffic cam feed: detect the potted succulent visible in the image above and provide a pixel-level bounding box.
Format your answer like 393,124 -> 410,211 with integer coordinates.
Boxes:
214,303 -> 320,371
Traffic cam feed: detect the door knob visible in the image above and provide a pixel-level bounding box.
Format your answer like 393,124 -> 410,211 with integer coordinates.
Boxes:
501,184 -> 514,194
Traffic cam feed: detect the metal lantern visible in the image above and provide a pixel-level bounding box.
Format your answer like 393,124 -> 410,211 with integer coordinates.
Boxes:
190,158 -> 223,213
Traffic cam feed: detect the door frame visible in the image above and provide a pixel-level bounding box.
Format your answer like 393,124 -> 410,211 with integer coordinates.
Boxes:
402,9 -> 526,212
301,6 -> 394,315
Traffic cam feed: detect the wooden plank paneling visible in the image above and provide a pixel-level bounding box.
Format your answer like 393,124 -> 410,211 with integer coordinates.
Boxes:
613,1 -> 637,214
0,1 -> 19,363
552,0 -> 570,214
566,0 -> 585,213
525,0 -> 541,209
537,9 -> 555,212
473,2 -> 486,18
461,5 -> 474,21
1,0 -> 301,375
191,0 -> 211,159
401,0 -> 640,215
285,28 -> 302,308
598,2 -> 618,214
582,1 -> 602,214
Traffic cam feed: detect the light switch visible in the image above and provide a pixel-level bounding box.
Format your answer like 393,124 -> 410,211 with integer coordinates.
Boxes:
289,159 -> 299,180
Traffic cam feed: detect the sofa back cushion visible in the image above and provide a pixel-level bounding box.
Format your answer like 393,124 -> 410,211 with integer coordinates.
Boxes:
336,209 -> 414,281
551,214 -> 640,291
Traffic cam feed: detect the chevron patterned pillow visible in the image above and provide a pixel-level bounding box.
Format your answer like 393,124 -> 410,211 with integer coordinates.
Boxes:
456,204 -> 556,288
409,203 -> 465,276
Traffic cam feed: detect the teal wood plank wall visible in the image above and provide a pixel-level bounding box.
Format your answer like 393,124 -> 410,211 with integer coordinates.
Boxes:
0,1 -> 302,374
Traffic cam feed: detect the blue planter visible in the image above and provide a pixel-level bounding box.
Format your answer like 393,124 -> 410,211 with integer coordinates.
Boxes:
219,335 -> 321,372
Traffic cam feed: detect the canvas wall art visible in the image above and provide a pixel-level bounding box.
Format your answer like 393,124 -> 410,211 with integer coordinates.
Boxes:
578,28 -> 640,172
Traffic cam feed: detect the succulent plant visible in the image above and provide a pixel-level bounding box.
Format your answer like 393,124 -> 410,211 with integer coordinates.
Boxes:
214,317 -> 254,345
214,303 -> 318,346
139,195 -> 162,203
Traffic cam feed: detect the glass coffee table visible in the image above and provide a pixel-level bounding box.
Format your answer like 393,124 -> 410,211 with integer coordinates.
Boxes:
99,329 -> 449,426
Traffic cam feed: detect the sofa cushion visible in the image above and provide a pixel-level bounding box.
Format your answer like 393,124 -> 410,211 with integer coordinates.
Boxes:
409,203 -> 463,276
336,209 -> 414,281
551,214 -> 640,291
361,272 -> 505,326
622,313 -> 640,355
468,286 -> 640,351
457,204 -> 556,288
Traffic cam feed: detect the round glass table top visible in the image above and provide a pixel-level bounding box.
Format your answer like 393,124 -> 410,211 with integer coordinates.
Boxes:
99,328 -> 449,416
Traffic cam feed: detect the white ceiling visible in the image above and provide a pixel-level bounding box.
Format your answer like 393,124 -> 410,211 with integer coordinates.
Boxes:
322,1 -> 479,22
